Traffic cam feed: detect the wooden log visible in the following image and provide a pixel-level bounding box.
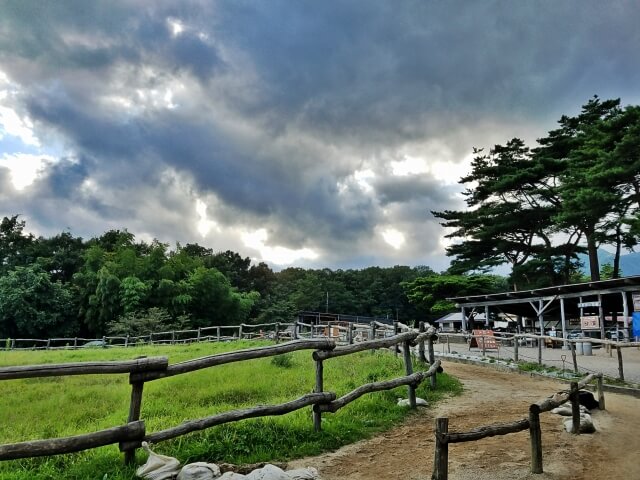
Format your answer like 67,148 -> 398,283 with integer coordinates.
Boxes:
313,332 -> 417,361
418,322 -> 427,362
319,361 -> 440,413
414,326 -> 438,344
570,341 -> 578,374
427,336 -> 437,389
313,359 -> 324,432
124,379 -> 145,464
514,336 -> 519,361
0,356 -> 168,381
0,421 -> 145,460
444,418 -> 529,443
570,382 -> 580,435
403,340 -> 416,408
529,404 -> 543,474
536,391 -> 570,413
139,339 -> 334,382
394,322 -> 400,356
617,347 -> 624,381
433,417 -> 449,480
146,393 -> 335,443
597,375 -> 605,410
537,339 -> 542,365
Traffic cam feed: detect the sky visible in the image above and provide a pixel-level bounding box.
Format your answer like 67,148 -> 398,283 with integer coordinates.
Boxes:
1,1 -> 639,272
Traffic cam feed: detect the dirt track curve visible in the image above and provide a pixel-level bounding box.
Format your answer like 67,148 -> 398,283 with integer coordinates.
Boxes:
289,361 -> 640,480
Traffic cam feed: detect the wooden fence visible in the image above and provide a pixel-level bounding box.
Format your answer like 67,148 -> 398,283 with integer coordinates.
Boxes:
0,328 -> 438,465
0,319 -> 399,351
437,331 -> 640,381
432,372 -> 605,479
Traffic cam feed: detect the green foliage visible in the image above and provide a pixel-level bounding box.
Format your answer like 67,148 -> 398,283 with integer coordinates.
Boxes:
270,353 -> 294,368
0,265 -> 75,337
107,308 -> 188,337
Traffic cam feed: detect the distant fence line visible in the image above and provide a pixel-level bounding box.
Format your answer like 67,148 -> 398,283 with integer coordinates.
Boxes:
0,327 -> 439,465
435,331 -> 640,382
1,320 -> 400,351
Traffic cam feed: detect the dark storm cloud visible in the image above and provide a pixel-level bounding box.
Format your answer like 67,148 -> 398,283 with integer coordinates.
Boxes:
1,1 -> 639,268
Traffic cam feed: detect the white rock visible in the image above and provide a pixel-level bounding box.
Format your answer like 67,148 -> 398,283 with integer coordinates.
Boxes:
397,397 -> 428,407
286,467 -> 319,480
177,462 -> 222,480
218,473 -> 247,480
246,464 -> 291,480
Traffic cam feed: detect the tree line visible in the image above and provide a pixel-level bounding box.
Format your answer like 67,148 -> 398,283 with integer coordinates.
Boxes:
434,96 -> 640,290
0,215 -> 508,339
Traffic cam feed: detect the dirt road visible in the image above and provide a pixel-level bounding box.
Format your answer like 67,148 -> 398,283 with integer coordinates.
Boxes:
289,361 -> 640,480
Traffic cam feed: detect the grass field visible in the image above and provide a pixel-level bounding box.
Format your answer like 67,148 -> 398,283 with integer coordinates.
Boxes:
0,341 -> 462,479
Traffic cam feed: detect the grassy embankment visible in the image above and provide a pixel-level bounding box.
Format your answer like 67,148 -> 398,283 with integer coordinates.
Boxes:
0,340 -> 462,479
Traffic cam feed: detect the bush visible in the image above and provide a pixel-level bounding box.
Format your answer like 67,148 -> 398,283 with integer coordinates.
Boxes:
271,353 -> 294,368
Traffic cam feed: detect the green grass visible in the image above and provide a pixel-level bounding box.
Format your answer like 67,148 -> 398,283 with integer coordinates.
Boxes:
0,342 -> 461,479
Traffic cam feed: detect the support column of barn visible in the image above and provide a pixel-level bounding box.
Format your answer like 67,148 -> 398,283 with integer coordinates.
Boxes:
560,297 -> 568,350
622,291 -> 630,341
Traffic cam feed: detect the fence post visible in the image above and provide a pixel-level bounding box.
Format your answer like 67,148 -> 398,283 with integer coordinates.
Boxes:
171,331 -> 175,345
347,323 -> 353,344
124,377 -> 145,464
570,382 -> 580,434
275,322 -> 280,343
313,359 -> 324,432
537,339 -> 542,365
427,336 -> 437,389
394,322 -> 400,357
514,335 -> 519,361
597,375 -> 605,410
216,326 -> 221,342
433,417 -> 449,480
293,322 -> 298,340
149,333 -> 153,345
446,334 -> 450,353
418,321 -> 427,362
402,340 -> 416,408
73,337 -> 78,350
529,404 -> 543,474
481,335 -> 486,356
238,324 -> 243,340
11,338 -> 15,350
570,341 -> 578,373
197,327 -> 201,343
617,347 -> 624,381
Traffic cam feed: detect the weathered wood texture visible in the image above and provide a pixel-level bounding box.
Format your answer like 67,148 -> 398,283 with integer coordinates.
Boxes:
433,417 -> 449,480
319,361 -> 441,413
443,418 -> 530,443
0,356 -> 168,381
145,393 -> 335,443
0,421 -> 144,460
312,331 -> 417,361
529,404 -> 543,474
132,339 -> 335,382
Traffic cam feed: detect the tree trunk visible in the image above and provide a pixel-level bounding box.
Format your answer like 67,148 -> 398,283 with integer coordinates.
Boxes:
613,225 -> 622,279
586,231 -> 600,281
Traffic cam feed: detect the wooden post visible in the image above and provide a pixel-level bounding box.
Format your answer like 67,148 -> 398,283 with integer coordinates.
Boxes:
446,334 -> 450,354
149,333 -> 153,345
418,322 -> 427,362
293,322 -> 298,340
537,339 -> 542,365
617,347 -> 624,381
428,336 -> 437,389
481,335 -> 486,356
73,337 -> 78,350
514,336 -> 519,362
433,417 -> 449,480
570,341 -> 578,374
46,339 -> 51,350
238,324 -> 243,340
275,322 -> 280,343
403,340 -> 416,408
216,326 -> 221,342
529,404 -> 543,474
171,331 -> 175,345
597,375 -> 605,410
124,378 -> 145,464
10,338 -> 15,350
197,327 -> 201,342
347,323 -> 353,344
570,382 -> 580,434
313,359 -> 324,432
394,322 -> 400,356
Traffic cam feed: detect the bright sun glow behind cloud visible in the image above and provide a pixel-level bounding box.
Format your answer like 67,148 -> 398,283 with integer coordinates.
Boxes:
1,153 -> 52,190
381,227 -> 405,249
242,228 -> 318,265
195,199 -> 217,237
390,156 -> 428,176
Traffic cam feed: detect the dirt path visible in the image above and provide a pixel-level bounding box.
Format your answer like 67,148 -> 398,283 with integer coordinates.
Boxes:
289,361 -> 640,480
